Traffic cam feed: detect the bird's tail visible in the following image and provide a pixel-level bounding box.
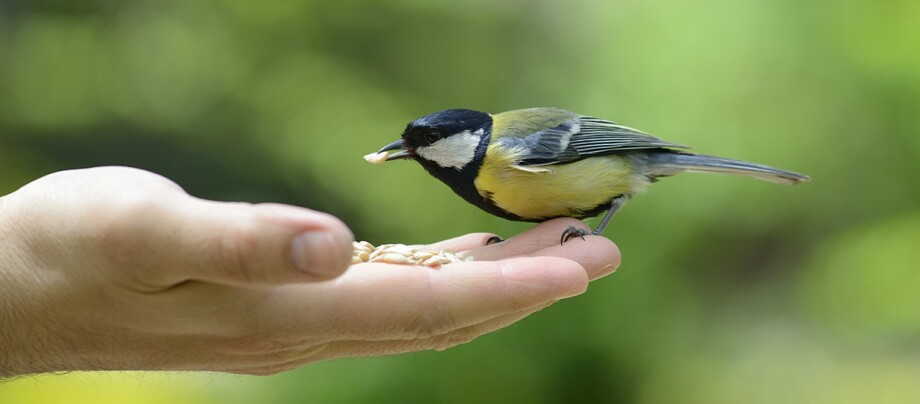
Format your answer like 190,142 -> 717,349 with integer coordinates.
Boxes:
645,151 -> 810,185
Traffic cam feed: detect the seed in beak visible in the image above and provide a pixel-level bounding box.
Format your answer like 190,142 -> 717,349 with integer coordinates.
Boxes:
364,152 -> 389,164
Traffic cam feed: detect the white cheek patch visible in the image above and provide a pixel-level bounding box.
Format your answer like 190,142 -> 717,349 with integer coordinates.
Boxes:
416,129 -> 483,169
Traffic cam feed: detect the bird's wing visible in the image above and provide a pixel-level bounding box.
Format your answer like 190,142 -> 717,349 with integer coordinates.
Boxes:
499,116 -> 690,166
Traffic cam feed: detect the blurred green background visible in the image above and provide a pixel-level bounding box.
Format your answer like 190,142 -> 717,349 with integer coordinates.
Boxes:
2,0 -> 919,403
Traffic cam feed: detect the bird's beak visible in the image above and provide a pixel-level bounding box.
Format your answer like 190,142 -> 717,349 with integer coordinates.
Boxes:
377,139 -> 414,161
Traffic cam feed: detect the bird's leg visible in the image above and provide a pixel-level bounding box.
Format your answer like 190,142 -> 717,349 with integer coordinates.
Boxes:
592,194 -> 629,235
560,194 -> 630,244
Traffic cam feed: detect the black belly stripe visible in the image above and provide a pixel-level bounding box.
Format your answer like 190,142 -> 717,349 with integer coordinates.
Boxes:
417,125 -> 529,222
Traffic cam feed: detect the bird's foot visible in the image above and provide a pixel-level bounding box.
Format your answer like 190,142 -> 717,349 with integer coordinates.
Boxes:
560,226 -> 590,245
485,236 -> 504,246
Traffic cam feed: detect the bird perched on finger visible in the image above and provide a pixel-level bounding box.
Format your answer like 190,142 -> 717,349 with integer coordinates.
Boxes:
365,108 -> 810,244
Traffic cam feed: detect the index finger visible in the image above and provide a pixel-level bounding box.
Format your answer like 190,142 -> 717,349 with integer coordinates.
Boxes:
463,217 -> 593,261
420,217 -> 593,255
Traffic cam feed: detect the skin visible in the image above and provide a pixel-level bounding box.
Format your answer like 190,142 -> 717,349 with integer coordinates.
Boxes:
0,167 -> 619,377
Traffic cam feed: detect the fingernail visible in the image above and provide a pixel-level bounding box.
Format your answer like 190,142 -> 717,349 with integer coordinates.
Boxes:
290,232 -> 347,277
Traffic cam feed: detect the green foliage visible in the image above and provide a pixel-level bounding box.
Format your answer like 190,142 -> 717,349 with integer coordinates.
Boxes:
1,0 -> 918,402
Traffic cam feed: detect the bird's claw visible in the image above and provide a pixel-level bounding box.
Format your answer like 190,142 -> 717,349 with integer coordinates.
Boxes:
560,226 -> 590,245
485,236 -> 504,246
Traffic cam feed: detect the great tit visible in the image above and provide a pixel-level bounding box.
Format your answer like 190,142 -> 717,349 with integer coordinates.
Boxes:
368,108 -> 809,243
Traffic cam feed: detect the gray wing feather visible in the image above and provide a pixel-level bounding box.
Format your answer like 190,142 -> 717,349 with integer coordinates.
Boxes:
497,119 -> 581,163
501,116 -> 689,166
571,117 -> 689,152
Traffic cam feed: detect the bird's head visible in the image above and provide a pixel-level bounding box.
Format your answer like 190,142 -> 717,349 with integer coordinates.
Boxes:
374,109 -> 492,170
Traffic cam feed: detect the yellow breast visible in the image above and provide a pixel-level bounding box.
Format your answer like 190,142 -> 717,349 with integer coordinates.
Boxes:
474,144 -> 645,219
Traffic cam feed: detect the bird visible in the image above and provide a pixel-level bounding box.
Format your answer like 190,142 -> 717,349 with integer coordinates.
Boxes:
366,107 -> 810,244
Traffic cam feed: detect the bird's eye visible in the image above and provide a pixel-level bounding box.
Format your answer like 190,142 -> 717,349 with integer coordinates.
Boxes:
425,130 -> 441,144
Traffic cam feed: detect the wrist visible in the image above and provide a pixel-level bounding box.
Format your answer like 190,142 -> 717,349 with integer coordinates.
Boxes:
0,196 -> 31,376
0,195 -> 63,377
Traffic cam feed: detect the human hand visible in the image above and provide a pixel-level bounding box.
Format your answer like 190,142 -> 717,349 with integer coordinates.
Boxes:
0,167 -> 619,377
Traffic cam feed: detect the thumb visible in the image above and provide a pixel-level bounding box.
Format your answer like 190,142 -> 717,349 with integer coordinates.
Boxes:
139,201 -> 354,288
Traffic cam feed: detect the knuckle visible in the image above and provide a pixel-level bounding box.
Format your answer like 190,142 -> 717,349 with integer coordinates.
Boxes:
245,357 -> 316,376
406,272 -> 456,339
407,305 -> 456,340
91,166 -> 184,192
105,189 -> 155,220
247,366 -> 288,376
429,331 -> 479,352
219,321 -> 327,359
217,216 -> 263,283
90,192 -> 166,258
231,332 -> 293,355
497,262 -> 532,313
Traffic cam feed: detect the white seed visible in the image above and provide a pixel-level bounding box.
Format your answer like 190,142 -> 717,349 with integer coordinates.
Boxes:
364,152 -> 389,164
352,240 -> 474,267
423,256 -> 451,266
354,241 -> 375,252
378,253 -> 409,264
385,245 -> 415,256
368,248 -> 387,260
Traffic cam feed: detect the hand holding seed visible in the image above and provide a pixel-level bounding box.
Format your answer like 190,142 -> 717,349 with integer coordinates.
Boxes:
0,166 -> 619,377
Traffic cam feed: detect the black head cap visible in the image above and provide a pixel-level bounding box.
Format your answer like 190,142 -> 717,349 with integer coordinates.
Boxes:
401,109 -> 492,148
